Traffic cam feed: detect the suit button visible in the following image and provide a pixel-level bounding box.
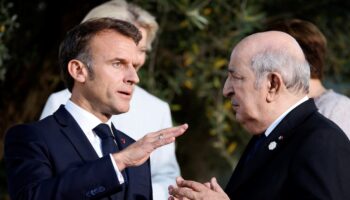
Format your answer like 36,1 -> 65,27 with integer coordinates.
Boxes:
85,191 -> 92,197
85,186 -> 106,197
97,186 -> 106,193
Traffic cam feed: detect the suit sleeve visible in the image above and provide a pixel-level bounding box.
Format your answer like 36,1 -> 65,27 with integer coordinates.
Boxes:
289,128 -> 350,199
150,103 -> 181,200
4,124 -> 122,200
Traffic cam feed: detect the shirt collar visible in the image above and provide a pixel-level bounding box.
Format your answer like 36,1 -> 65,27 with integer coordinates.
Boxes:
65,100 -> 112,134
264,96 -> 309,137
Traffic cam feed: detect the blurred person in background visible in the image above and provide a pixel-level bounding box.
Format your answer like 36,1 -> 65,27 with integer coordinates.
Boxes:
39,1 -> 181,199
270,18 -> 350,139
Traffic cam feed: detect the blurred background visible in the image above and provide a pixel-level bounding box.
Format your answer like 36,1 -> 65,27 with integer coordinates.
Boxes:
1,0 -> 350,198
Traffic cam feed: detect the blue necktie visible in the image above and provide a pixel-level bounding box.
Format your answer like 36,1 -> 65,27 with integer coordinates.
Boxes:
93,123 -> 118,156
244,134 -> 266,164
93,123 -> 127,199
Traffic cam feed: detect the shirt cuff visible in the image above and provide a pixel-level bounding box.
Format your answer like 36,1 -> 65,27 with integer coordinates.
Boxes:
109,154 -> 125,184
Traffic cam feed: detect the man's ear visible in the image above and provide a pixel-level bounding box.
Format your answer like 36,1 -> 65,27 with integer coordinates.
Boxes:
266,72 -> 283,102
67,59 -> 88,83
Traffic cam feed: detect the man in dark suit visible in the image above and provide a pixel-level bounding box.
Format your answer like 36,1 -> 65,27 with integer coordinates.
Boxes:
168,31 -> 350,199
4,18 -> 188,200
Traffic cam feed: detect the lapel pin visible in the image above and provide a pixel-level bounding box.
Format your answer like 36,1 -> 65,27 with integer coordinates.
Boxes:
278,136 -> 284,140
121,138 -> 126,144
268,141 -> 277,150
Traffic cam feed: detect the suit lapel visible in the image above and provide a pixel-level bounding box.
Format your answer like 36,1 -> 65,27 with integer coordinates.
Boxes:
227,99 -> 318,192
111,124 -> 129,150
54,106 -> 99,161
111,124 -> 133,179
236,120 -> 294,186
111,124 -> 152,199
225,137 -> 258,193
111,124 -> 130,198
111,124 -> 130,179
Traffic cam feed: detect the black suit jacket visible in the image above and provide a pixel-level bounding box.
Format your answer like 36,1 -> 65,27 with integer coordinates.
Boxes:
225,99 -> 350,200
4,106 -> 152,200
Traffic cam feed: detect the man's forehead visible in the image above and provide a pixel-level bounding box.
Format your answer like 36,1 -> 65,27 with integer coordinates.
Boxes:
228,63 -> 247,75
93,29 -> 137,46
228,49 -> 249,70
94,30 -> 138,50
232,31 -> 306,61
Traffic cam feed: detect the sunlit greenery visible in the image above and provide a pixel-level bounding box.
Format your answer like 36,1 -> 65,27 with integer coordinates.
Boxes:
0,0 -> 18,81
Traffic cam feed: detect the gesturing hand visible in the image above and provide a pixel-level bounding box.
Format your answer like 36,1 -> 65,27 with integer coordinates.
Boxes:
113,124 -> 188,170
168,177 -> 230,200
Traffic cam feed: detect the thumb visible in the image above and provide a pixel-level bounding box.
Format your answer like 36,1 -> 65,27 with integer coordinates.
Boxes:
176,176 -> 185,186
210,177 -> 225,193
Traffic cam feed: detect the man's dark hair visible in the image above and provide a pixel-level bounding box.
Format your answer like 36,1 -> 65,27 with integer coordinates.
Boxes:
268,19 -> 327,80
59,17 -> 142,92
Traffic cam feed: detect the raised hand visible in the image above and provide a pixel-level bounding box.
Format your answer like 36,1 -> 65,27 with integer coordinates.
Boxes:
113,124 -> 188,170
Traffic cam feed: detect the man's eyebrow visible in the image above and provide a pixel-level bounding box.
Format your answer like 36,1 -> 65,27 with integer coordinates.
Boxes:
108,57 -> 126,63
228,67 -> 236,73
139,46 -> 148,52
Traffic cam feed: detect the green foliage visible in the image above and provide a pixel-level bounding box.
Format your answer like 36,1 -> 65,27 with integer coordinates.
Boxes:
125,1 -> 268,183
134,0 -> 264,172
0,0 -> 18,81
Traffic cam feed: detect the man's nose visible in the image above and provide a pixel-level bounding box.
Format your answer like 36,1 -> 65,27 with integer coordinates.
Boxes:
223,78 -> 232,97
126,66 -> 140,85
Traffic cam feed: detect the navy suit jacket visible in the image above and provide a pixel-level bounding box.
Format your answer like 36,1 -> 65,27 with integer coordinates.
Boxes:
4,106 -> 152,200
225,99 -> 350,200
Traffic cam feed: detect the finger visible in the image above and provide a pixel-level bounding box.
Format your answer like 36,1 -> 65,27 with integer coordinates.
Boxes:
168,195 -> 184,200
151,123 -> 188,139
204,182 -> 211,188
176,178 -> 206,192
210,177 -> 225,193
168,185 -> 177,193
169,186 -> 196,199
152,135 -> 175,148
168,196 -> 175,200
152,125 -> 188,148
159,124 -> 188,141
176,176 -> 185,186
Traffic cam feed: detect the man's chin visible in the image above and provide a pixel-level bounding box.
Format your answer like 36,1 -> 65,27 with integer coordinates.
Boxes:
234,114 -> 242,122
235,115 -> 250,129
112,105 -> 130,115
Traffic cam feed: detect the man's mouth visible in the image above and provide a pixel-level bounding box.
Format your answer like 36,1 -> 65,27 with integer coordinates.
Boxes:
231,101 -> 239,107
118,90 -> 132,98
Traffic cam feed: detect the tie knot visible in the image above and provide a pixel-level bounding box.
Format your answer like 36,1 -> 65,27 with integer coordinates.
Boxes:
93,123 -> 114,139
244,133 -> 267,164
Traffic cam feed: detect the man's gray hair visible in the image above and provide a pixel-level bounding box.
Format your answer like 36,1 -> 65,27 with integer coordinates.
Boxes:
250,50 -> 310,94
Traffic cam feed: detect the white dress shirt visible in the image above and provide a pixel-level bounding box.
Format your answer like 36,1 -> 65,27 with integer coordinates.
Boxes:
265,96 -> 309,137
65,100 -> 125,183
